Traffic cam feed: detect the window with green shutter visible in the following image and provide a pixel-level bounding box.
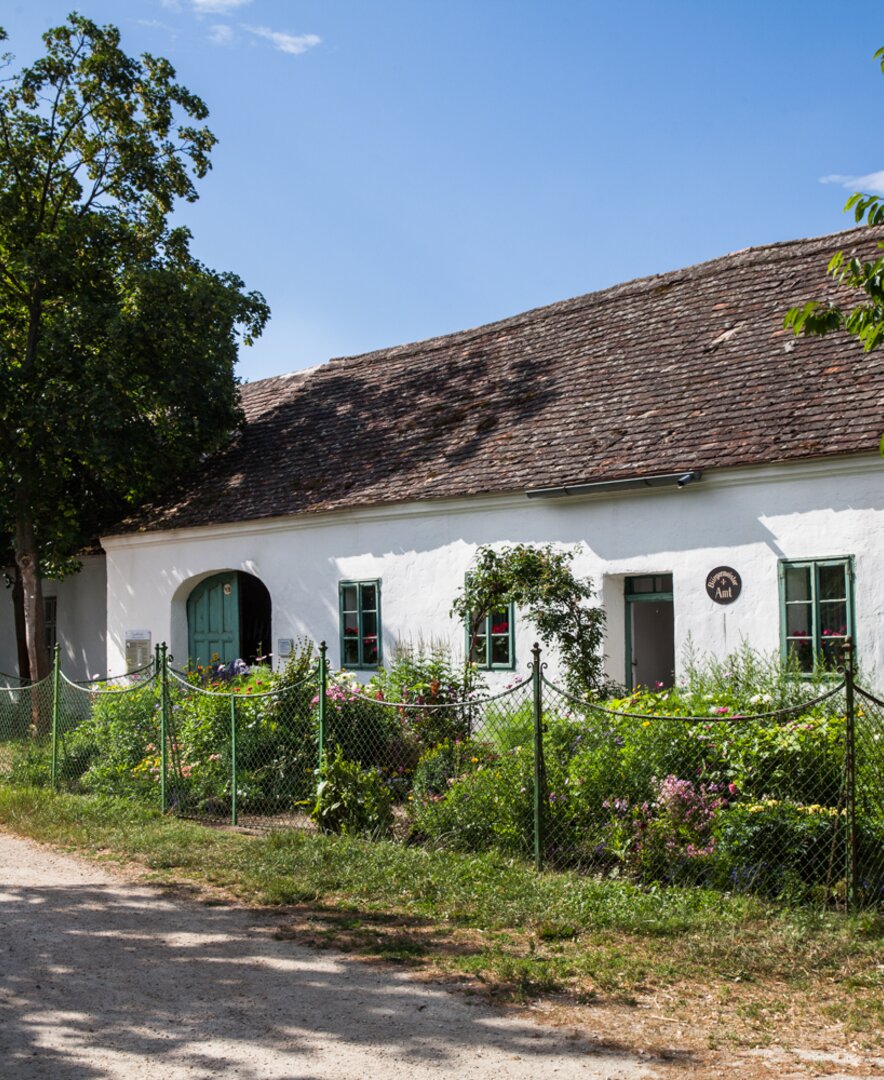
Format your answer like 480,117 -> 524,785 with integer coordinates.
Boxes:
339,580 -> 381,669
779,558 -> 854,672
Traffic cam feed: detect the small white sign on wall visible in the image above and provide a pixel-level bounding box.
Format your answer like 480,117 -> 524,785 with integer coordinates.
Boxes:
277,639 -> 294,658
125,629 -> 152,671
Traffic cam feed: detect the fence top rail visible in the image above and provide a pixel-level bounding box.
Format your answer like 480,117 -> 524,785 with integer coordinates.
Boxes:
167,665 -> 319,699
853,683 -> 884,711
59,670 -> 159,695
2,663 -> 153,687
326,673 -> 530,709
0,671 -> 53,690
542,674 -> 847,724
74,661 -> 155,685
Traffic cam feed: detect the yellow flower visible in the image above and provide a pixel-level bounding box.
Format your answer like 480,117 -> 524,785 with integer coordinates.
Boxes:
471,757 -> 479,763
642,721 -> 651,728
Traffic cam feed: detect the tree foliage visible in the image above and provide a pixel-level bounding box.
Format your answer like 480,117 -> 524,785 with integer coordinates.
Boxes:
0,15 -> 268,683
784,47 -> 884,356
451,544 -> 607,695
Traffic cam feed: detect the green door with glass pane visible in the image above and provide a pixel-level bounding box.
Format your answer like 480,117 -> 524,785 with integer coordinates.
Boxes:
187,572 -> 240,666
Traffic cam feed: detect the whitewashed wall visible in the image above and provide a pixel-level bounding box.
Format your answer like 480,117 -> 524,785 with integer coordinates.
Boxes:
98,454 -> 884,688
0,555 -> 107,681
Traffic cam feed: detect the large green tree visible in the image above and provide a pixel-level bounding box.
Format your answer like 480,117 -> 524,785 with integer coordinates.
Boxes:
785,48 -> 884,355
0,15 -> 268,684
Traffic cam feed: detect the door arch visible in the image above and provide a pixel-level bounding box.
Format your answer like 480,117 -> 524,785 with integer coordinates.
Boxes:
186,571 -> 271,667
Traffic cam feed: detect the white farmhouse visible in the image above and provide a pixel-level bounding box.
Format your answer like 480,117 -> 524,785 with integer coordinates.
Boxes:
4,227 -> 884,687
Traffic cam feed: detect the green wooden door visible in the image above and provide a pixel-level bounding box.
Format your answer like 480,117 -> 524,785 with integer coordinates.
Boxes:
187,572 -> 240,666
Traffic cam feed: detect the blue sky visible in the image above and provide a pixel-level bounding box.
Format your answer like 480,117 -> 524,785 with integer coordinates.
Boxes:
3,1 -> 884,380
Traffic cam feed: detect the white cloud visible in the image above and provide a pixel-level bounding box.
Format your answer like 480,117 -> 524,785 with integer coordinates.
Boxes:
138,18 -> 180,40
191,0 -> 253,14
245,25 -> 321,56
820,171 -> 884,196
158,0 -> 182,11
207,23 -> 235,46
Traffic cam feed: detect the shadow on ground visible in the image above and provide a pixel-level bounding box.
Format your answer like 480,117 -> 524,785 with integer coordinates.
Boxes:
0,872 -> 664,1079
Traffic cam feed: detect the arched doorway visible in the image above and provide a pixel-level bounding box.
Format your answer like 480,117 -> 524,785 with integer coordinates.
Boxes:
186,571 -> 271,667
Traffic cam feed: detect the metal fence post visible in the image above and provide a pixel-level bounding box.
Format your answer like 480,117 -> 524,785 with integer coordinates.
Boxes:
230,692 -> 238,827
843,637 -> 858,912
159,642 -> 168,814
317,641 -> 328,772
50,644 -> 60,790
531,642 -> 547,872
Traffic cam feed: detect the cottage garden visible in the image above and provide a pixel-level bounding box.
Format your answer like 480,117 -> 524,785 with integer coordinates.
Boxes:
2,638 -> 881,909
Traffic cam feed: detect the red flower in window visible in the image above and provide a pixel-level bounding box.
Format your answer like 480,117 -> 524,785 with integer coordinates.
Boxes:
491,622 -> 509,634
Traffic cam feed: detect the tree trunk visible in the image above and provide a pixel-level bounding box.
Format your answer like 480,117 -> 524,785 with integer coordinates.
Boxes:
13,512 -> 49,733
11,566 -> 31,681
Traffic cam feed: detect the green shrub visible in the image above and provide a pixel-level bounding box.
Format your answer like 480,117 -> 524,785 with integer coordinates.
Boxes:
169,668 -> 317,812
709,800 -> 883,901
311,747 -> 393,838
411,743 -> 535,856
8,741 -> 52,786
367,642 -> 486,751
411,737 -> 497,799
67,682 -> 161,797
319,676 -> 404,774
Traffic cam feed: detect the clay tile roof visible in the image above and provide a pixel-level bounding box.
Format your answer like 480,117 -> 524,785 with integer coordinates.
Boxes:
112,226 -> 884,535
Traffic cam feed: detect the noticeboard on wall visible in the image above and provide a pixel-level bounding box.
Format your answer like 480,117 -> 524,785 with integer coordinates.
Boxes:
125,629 -> 151,671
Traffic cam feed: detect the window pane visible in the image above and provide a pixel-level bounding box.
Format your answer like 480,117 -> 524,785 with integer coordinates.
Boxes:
787,638 -> 814,672
490,610 -> 509,634
361,583 -> 377,610
818,564 -> 847,601
654,575 -> 673,593
490,635 -> 511,666
820,600 -> 847,637
469,629 -> 487,662
627,576 -> 655,594
784,566 -> 811,602
786,604 -> 811,637
341,585 -> 358,611
821,635 -> 846,666
343,639 -> 360,665
362,611 -> 377,637
363,636 -> 378,664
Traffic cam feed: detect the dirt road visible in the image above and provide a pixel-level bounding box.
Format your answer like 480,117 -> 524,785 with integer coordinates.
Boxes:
0,831 -> 655,1079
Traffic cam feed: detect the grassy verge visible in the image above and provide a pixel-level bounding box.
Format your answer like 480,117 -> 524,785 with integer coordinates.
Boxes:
1,787 -> 882,1060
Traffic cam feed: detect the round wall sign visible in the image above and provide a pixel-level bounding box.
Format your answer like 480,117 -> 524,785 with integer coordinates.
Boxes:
706,566 -> 742,605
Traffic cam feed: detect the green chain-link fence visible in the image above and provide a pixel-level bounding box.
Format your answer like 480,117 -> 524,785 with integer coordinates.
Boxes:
0,642 -> 881,909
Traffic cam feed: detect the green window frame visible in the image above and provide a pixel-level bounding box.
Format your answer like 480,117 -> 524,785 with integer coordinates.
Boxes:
339,580 -> 382,669
778,557 -> 854,672
467,603 -> 515,670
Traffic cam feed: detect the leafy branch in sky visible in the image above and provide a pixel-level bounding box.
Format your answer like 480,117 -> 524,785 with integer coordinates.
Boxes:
785,47 -> 884,354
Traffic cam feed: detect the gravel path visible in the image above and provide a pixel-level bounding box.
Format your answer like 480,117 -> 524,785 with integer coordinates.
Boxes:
0,831 -> 655,1079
